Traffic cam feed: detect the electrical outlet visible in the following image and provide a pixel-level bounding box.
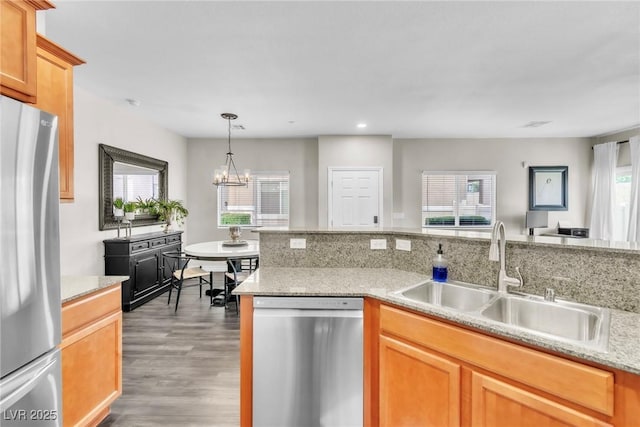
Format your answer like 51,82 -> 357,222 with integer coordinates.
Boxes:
290,238 -> 306,249
370,239 -> 387,250
396,239 -> 411,251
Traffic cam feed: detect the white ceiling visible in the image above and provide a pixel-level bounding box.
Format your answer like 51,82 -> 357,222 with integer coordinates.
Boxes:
44,1 -> 640,139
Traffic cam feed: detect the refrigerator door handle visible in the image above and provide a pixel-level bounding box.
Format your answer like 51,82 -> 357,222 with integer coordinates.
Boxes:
0,356 -> 57,412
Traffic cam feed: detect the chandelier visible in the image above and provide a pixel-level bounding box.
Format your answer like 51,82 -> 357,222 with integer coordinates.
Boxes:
213,113 -> 250,187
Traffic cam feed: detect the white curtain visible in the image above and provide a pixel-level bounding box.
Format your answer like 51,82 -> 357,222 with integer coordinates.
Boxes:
589,141 -> 618,240
627,136 -> 640,242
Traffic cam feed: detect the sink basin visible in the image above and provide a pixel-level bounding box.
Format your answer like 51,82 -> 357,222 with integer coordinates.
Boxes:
394,280 -> 610,351
480,295 -> 610,349
398,281 -> 496,312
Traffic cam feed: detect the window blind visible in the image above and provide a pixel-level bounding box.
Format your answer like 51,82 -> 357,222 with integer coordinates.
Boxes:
218,171 -> 290,227
422,171 -> 496,228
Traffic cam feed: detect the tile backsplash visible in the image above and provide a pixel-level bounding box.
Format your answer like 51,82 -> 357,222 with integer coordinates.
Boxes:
260,231 -> 640,313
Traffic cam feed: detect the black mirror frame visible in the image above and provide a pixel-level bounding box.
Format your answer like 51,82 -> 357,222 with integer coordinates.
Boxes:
99,144 -> 168,230
528,166 -> 568,211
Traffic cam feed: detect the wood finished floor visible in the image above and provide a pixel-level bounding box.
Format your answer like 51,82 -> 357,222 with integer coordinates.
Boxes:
99,285 -> 240,427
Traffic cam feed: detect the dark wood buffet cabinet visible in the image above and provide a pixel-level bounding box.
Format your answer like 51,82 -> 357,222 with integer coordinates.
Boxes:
103,231 -> 182,311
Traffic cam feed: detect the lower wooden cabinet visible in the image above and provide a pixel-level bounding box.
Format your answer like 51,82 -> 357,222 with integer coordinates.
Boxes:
374,302 -> 638,427
379,335 -> 460,427
470,372 -> 611,427
61,284 -> 122,427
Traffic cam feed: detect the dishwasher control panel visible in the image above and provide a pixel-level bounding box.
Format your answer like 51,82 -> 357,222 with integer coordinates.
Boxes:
253,296 -> 363,310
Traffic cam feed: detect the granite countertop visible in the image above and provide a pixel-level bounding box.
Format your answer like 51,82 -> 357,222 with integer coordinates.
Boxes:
61,275 -> 128,303
235,267 -> 640,375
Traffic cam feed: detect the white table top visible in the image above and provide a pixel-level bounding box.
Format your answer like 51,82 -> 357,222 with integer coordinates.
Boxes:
184,239 -> 260,260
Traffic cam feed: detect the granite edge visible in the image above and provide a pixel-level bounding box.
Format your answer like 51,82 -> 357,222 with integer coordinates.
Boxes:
61,275 -> 128,303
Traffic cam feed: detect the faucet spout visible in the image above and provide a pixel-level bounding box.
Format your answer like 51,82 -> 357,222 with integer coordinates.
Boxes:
489,221 -> 522,292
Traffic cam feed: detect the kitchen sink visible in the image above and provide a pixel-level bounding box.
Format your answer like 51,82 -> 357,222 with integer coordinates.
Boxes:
393,280 -> 610,351
397,280 -> 496,312
480,295 -> 610,349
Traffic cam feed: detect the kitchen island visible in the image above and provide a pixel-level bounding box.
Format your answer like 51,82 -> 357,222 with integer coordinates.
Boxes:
235,228 -> 640,427
61,276 -> 126,427
236,268 -> 640,426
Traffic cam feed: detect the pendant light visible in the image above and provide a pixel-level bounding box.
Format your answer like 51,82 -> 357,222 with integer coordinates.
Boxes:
213,113 -> 250,187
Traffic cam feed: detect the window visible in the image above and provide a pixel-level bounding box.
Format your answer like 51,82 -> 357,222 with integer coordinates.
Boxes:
613,166 -> 632,241
112,162 -> 160,203
422,171 -> 496,228
218,172 -> 290,227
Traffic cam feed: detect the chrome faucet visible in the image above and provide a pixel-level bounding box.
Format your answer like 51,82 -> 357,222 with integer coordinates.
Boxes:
489,221 -> 522,293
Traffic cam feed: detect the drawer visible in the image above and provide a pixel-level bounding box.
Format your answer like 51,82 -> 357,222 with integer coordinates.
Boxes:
150,238 -> 166,248
62,284 -> 121,338
166,234 -> 181,244
130,241 -> 150,252
380,304 -> 614,416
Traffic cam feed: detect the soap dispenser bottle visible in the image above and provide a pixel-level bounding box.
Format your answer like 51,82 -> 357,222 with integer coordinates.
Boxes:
432,243 -> 448,282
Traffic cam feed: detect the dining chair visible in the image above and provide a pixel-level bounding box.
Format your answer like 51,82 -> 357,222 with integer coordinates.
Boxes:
225,255 -> 259,313
163,251 -> 215,312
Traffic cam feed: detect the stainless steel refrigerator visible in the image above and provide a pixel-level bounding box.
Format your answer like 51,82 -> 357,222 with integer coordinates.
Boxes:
0,96 -> 63,426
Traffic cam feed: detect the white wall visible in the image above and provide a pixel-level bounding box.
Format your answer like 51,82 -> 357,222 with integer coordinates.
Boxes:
186,137 -> 318,244
393,138 -> 593,233
59,87 -> 187,275
318,135 -> 394,227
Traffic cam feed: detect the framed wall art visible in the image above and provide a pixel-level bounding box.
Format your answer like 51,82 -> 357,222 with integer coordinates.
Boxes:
529,166 -> 568,211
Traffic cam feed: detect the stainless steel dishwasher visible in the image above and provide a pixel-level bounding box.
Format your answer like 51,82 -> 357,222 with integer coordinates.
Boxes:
253,296 -> 364,427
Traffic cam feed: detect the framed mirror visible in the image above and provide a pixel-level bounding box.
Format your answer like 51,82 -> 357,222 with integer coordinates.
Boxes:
99,144 -> 168,230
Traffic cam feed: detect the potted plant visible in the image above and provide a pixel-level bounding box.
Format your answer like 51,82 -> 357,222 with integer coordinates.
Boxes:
135,196 -> 157,215
123,201 -> 137,221
154,199 -> 188,231
113,197 -> 125,217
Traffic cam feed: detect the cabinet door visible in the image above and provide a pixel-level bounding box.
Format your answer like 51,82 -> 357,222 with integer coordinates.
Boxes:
379,335 -> 461,427
132,252 -> 160,296
0,0 -> 37,102
470,372 -> 612,427
61,285 -> 122,427
34,35 -> 84,201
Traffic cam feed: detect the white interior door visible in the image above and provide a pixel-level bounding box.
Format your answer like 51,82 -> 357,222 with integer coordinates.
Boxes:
329,168 -> 382,228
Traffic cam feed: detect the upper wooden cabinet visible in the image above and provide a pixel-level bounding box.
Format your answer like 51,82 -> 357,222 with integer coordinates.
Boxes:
0,0 -> 54,102
34,34 -> 84,201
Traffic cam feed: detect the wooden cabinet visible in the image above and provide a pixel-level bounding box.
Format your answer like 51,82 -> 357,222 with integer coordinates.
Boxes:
61,283 -> 122,427
240,296 -> 640,427
0,0 -> 53,102
470,372 -> 611,427
375,303 -> 640,427
104,231 -> 183,311
33,34 -> 84,201
379,335 -> 460,427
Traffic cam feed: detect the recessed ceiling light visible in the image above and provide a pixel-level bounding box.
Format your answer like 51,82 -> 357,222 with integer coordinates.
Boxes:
522,121 -> 551,128
357,123 -> 367,128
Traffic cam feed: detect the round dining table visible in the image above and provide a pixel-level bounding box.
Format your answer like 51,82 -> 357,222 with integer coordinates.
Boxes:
184,239 -> 260,261
184,239 -> 259,307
